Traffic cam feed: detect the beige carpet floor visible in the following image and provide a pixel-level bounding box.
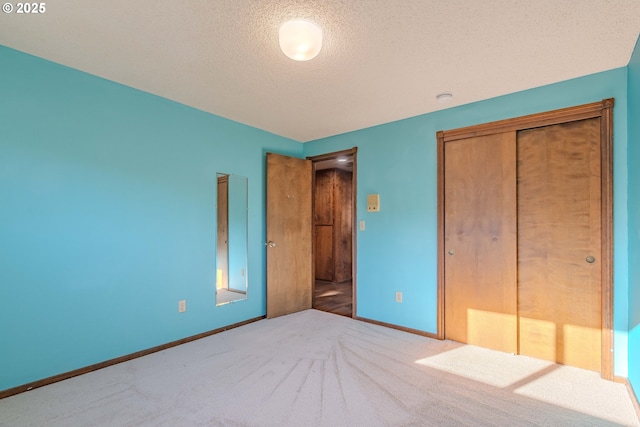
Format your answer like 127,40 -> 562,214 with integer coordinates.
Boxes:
1,309 -> 638,426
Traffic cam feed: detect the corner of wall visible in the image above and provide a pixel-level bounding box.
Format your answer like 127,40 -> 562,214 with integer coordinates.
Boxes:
626,33 -> 640,399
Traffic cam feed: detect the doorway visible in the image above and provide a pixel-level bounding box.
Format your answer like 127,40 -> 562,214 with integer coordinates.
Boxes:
308,149 -> 357,317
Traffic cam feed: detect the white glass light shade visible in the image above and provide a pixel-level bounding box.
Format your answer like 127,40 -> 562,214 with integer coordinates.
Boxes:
279,20 -> 322,61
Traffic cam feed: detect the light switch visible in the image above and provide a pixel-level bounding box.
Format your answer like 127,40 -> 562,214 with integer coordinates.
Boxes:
359,220 -> 365,231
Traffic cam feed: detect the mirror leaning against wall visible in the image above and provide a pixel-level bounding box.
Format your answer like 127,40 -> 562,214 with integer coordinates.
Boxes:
216,173 -> 248,305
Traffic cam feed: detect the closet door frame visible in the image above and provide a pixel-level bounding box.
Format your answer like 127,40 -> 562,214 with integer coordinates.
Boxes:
436,98 -> 614,380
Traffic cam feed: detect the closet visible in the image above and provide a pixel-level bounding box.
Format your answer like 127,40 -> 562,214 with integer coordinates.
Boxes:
437,99 -> 613,378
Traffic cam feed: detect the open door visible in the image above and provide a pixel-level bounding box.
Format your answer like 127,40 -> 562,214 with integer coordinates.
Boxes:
266,153 -> 313,318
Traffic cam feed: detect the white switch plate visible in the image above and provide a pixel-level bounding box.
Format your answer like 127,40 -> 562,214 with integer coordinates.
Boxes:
359,220 -> 365,231
395,292 -> 402,303
178,300 -> 186,313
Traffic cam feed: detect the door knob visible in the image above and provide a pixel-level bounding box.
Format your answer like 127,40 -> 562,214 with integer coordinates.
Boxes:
448,250 -> 455,256
267,241 -> 277,248
586,255 -> 595,263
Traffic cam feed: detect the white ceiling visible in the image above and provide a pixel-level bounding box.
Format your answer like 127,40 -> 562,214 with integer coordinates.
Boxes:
1,1 -> 639,142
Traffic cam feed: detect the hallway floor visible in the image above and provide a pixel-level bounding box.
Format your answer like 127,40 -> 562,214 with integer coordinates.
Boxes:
313,280 -> 352,317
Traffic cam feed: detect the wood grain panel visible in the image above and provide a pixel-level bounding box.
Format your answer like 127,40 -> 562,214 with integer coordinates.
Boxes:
438,99 -> 614,378
333,169 -> 353,282
266,153 -> 312,318
517,118 -> 602,372
444,131 -> 518,354
314,170 -> 334,225
315,225 -> 333,281
440,99 -> 613,143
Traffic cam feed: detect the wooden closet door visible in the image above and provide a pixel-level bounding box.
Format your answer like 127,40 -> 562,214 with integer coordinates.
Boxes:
444,131 -> 518,354
517,118 -> 602,372
315,225 -> 333,281
314,170 -> 334,281
333,169 -> 353,283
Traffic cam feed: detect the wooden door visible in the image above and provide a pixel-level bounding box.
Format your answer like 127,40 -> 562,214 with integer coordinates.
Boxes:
314,170 -> 334,281
333,169 -> 353,283
314,170 -> 334,224
266,153 -> 313,318
444,131 -> 518,354
216,176 -> 229,290
517,118 -> 602,372
315,225 -> 333,281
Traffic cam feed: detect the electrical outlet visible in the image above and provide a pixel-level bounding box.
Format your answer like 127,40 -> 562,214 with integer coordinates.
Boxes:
396,292 -> 402,303
178,300 -> 187,313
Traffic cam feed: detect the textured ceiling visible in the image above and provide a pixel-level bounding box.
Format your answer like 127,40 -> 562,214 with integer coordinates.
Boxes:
1,1 -> 639,142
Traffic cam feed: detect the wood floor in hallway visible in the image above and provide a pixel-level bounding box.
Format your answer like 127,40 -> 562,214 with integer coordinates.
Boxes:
313,280 -> 352,317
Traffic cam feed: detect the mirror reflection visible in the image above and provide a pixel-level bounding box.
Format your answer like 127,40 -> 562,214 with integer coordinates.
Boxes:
216,173 -> 248,305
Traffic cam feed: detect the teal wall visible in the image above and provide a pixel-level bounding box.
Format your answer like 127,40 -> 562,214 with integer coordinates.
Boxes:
304,67 -> 630,377
2,38 -> 637,392
0,46 -> 302,391
627,36 -> 640,398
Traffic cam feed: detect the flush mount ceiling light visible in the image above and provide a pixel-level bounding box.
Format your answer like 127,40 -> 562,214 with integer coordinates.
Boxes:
279,20 -> 322,61
436,92 -> 454,103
